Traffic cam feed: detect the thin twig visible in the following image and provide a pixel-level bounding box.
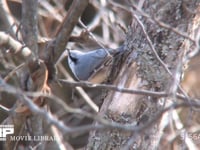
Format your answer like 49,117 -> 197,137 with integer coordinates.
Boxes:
132,14 -> 189,101
109,0 -> 195,43
50,126 -> 69,150
133,14 -> 172,77
1,77 -> 200,134
0,104 -> 10,113
60,79 -> 167,97
57,63 -> 99,112
59,79 -> 188,101
129,1 -> 196,43
78,19 -> 108,51
4,63 -> 25,82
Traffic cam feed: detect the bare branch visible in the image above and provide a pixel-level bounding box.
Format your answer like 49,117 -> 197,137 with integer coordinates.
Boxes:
57,63 -> 99,112
0,31 -> 32,56
53,0 -> 89,62
0,0 -> 19,36
110,0 -> 196,43
1,76 -> 200,139
60,79 -> 167,97
21,0 -> 38,57
59,79 -> 188,101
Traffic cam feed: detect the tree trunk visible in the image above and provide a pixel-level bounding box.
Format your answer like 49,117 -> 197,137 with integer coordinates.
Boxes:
87,0 -> 200,149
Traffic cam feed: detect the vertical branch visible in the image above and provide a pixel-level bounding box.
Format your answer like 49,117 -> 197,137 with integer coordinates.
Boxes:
21,0 -> 38,57
21,1 -> 44,150
44,0 -> 89,80
53,0 -> 89,62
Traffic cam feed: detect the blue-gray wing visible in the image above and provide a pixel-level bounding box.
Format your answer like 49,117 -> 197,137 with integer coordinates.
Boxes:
68,49 -> 108,80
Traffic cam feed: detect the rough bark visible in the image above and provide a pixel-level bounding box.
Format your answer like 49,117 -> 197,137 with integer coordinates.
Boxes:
87,0 -> 200,149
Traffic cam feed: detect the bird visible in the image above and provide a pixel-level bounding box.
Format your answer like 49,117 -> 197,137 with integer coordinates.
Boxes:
67,47 -> 123,83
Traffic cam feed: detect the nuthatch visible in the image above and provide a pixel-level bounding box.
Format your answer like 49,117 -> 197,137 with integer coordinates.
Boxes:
67,47 -> 122,83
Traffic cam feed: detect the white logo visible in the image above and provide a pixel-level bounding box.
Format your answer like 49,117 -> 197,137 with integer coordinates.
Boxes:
0,125 -> 14,141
